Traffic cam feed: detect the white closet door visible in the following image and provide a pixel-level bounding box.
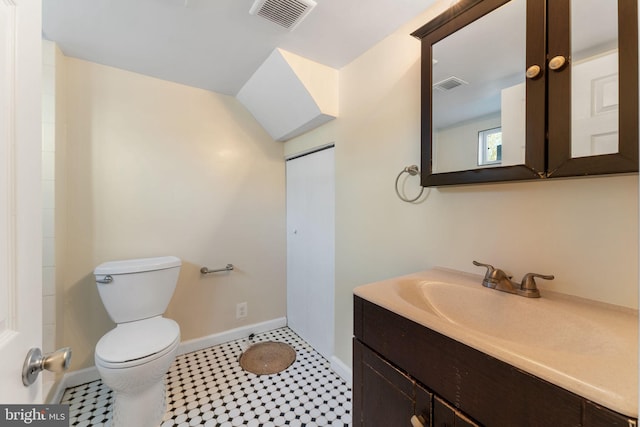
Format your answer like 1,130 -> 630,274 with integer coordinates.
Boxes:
286,147 -> 335,360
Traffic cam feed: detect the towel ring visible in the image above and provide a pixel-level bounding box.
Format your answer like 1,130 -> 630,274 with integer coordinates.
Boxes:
395,165 -> 425,203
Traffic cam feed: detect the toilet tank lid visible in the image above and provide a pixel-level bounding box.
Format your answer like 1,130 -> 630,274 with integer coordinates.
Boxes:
94,256 -> 181,275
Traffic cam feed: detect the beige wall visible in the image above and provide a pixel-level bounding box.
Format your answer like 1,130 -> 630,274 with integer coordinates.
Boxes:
62,58 -> 286,370
285,0 -> 638,368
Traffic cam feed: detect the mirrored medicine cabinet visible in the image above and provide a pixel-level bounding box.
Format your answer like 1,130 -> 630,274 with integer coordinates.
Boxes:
411,0 -> 638,186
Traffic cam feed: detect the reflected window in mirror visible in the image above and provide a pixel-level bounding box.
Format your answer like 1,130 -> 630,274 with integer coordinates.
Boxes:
478,127 -> 502,166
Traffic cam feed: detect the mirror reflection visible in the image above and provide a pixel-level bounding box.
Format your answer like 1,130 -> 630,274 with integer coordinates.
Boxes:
431,0 -> 527,174
571,0 -> 619,158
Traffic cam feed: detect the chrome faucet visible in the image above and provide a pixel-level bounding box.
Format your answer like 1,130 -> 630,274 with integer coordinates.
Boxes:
472,261 -> 554,298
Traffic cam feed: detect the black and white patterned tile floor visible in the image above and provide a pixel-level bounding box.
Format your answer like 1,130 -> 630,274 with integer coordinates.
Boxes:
60,327 -> 352,426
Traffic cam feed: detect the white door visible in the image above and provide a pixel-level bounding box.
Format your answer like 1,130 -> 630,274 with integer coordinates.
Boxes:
0,0 -> 43,403
571,51 -> 619,158
286,147 -> 335,360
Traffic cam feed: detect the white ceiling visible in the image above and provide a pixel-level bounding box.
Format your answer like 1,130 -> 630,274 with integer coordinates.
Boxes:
42,0 -> 438,96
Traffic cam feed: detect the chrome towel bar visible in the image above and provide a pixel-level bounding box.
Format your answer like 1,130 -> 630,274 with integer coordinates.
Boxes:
200,264 -> 234,275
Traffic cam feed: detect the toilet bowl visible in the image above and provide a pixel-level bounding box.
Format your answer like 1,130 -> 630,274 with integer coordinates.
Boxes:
94,256 -> 181,427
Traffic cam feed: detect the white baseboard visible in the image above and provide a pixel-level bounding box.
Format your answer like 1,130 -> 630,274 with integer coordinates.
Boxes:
47,381 -> 65,404
47,366 -> 100,403
330,356 -> 352,386
177,317 -> 287,356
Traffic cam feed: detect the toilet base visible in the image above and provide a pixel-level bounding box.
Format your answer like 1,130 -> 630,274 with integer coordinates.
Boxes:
111,379 -> 167,427
94,318 -> 180,427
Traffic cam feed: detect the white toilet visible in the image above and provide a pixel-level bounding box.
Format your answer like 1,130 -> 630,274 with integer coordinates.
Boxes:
93,256 -> 182,427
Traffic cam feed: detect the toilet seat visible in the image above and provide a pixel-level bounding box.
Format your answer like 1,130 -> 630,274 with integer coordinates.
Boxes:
95,317 -> 180,369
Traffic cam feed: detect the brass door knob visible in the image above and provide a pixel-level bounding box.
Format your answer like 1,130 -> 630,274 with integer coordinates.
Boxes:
549,55 -> 567,71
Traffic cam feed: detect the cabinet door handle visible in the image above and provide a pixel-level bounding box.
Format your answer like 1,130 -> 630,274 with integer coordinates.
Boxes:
548,55 -> 567,71
410,415 -> 427,427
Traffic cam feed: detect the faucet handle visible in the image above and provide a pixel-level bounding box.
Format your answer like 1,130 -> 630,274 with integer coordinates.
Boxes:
473,260 -> 494,271
472,260 -> 495,276
519,272 -> 554,298
473,261 -> 497,288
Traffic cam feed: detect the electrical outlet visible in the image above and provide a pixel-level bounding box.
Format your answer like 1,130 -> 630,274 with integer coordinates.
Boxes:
236,302 -> 248,319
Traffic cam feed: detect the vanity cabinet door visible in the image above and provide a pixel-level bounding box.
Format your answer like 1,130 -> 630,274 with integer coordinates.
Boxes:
433,395 -> 481,427
353,339 -> 427,426
415,383 -> 433,427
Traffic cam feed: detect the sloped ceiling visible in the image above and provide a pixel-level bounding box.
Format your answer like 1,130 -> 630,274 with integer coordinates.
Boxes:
237,49 -> 338,141
42,0 -> 438,96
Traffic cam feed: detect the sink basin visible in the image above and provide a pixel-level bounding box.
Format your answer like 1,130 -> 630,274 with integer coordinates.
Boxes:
395,279 -> 621,355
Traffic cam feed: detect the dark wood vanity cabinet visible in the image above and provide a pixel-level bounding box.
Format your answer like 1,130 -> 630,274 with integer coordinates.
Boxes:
353,296 -> 637,427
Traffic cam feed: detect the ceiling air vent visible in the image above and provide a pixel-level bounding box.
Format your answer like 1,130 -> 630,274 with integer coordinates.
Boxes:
250,0 -> 317,31
433,76 -> 468,92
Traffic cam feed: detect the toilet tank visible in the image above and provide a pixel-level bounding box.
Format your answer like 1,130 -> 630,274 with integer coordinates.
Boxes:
94,256 -> 181,324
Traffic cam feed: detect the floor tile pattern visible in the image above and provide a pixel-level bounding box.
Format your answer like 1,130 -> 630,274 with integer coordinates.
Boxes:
60,327 -> 352,426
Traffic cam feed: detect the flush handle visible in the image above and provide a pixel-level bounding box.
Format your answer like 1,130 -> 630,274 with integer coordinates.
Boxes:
96,275 -> 113,284
22,347 -> 72,386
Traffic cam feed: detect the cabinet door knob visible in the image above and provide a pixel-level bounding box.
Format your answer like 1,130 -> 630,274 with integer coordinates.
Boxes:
526,65 -> 542,79
548,55 -> 567,71
410,415 -> 427,427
